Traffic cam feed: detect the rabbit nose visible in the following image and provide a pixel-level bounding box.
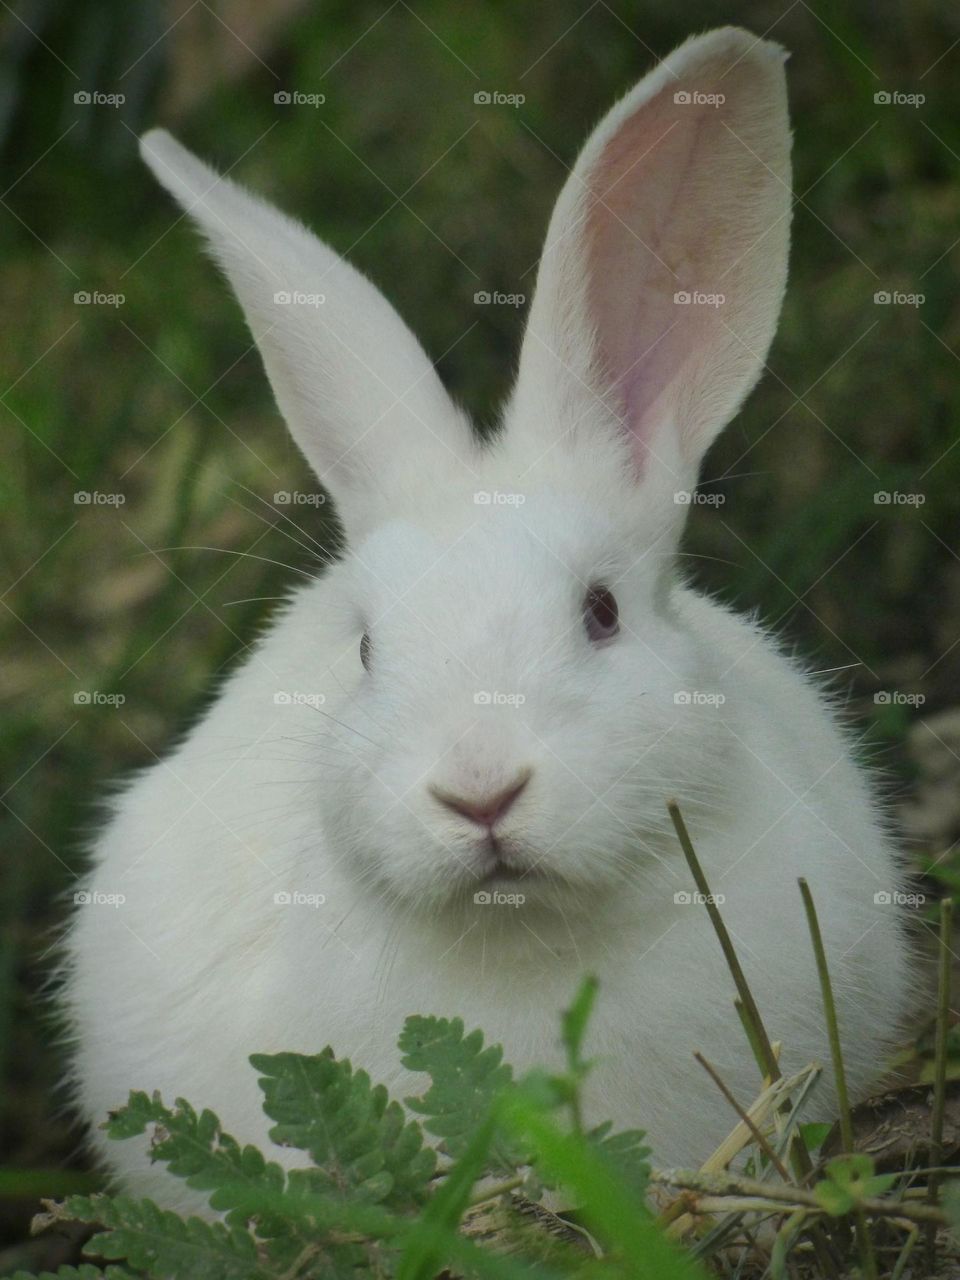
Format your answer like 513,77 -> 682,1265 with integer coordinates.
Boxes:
429,769 -> 532,829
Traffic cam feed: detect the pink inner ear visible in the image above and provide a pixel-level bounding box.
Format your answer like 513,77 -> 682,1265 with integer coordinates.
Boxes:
584,84 -> 731,475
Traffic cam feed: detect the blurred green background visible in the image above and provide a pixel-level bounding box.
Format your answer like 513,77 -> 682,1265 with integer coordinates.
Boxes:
1,0 -> 958,1269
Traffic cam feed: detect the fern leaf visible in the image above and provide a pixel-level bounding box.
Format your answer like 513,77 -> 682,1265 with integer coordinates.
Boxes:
398,1016 -> 528,1169
586,1123 -> 651,1200
250,1050 -> 435,1211
61,1194 -> 267,1280
106,1091 -> 288,1226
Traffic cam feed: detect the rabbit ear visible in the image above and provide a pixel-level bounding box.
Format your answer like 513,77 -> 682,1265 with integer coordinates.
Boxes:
509,28 -> 791,508
139,130 -> 476,540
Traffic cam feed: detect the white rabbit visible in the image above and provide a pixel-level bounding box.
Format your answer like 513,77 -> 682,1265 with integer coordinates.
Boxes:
66,27 -> 910,1214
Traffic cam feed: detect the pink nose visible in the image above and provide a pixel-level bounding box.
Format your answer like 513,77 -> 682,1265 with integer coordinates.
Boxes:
430,770 -> 532,829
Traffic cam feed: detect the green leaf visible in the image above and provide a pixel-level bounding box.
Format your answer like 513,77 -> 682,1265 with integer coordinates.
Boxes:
105,1089 -> 161,1140
497,1092 -> 708,1280
863,1173 -> 898,1197
512,1069 -> 563,1113
586,1122 -> 651,1200
799,1122 -> 833,1154
251,1049 -> 436,1210
396,1111 -> 497,1280
62,1194 -> 268,1280
105,1091 -> 290,1228
399,1015 -> 527,1169
812,1179 -> 857,1216
560,976 -> 598,1074
825,1154 -> 875,1187
812,1154 -> 898,1217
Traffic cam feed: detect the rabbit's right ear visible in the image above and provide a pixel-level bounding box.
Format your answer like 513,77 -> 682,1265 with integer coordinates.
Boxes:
508,28 -> 791,524
139,131 -> 477,541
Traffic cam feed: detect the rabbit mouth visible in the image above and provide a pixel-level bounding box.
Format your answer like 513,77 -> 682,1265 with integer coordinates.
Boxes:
472,836 -> 549,886
478,861 -> 531,884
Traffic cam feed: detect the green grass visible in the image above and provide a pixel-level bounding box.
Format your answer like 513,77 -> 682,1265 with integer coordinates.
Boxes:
1,0 -> 958,1263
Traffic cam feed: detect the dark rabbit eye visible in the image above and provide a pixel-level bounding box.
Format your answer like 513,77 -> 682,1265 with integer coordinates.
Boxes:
360,631 -> 372,671
583,586 -> 619,642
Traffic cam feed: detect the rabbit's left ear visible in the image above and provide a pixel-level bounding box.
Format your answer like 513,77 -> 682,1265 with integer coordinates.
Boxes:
509,28 -> 791,504
139,131 -> 478,543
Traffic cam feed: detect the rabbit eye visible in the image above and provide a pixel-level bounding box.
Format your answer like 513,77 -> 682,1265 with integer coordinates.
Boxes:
583,586 -> 619,642
360,631 -> 372,671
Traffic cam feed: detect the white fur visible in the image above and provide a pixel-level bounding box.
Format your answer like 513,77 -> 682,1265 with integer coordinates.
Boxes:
66,28 -> 910,1213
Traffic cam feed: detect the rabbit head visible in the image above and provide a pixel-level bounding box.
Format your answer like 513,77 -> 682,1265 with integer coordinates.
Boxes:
140,28 -> 790,912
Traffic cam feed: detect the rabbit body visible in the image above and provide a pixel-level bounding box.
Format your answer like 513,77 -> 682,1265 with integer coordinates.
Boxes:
66,27 -> 910,1211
